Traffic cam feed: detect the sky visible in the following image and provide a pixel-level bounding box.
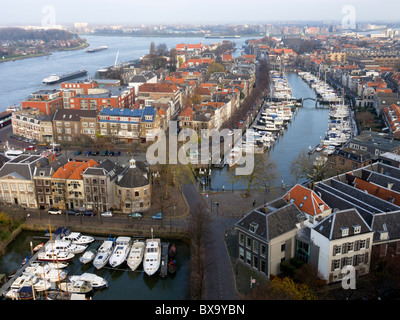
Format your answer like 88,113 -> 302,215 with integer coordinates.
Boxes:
1,0 -> 399,26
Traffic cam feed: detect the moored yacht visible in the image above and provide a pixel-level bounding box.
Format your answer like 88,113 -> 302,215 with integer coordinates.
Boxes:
127,240 -> 145,271
69,273 -> 108,289
46,240 -> 87,254
37,249 -> 75,262
93,240 -> 115,270
143,238 -> 161,276
109,237 -> 131,268
62,232 -> 94,245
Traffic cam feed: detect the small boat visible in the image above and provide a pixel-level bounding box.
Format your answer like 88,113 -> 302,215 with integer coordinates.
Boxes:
168,243 -> 177,259
69,273 -> 108,289
33,243 -> 44,252
143,238 -> 161,276
24,263 -> 68,283
46,240 -> 87,254
126,240 -> 145,271
93,240 -> 115,270
37,249 -> 75,262
59,280 -> 93,294
80,250 -> 96,264
20,256 -> 31,267
168,259 -> 177,274
62,232 -> 94,245
109,237 -> 131,268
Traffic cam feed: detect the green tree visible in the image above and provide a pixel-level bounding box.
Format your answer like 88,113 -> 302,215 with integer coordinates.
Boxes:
206,62 -> 225,77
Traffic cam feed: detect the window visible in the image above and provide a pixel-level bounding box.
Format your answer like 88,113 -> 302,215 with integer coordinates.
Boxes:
253,256 -> 259,269
341,227 -> 349,237
239,247 -> 244,261
246,251 -> 251,265
239,233 -> 245,246
353,225 -> 361,234
253,241 -> 259,254
249,222 -> 258,233
246,237 -> 251,249
260,244 -> 266,257
359,240 -> 366,250
281,243 -> 286,252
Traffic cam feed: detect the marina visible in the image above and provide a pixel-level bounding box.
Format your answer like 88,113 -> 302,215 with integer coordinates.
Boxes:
0,229 -> 189,300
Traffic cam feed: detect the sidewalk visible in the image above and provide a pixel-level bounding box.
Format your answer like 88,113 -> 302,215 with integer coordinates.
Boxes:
201,186 -> 291,217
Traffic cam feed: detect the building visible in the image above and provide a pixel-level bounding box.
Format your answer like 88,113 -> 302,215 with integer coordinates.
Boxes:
332,146 -> 373,171
53,109 -> 98,144
51,159 -> 99,210
33,156 -> 68,210
115,159 -> 151,213
98,106 -> 160,143
346,131 -> 400,160
22,90 -> 63,115
310,209 -> 374,284
234,199 -> 306,278
0,155 -> 49,208
11,109 -> 53,143
82,159 -> 124,213
137,83 -> 182,114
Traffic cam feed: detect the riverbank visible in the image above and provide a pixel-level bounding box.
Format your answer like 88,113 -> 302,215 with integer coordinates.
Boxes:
0,42 -> 89,64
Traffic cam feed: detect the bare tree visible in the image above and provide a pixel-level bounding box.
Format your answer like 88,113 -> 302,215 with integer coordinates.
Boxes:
188,203 -> 211,299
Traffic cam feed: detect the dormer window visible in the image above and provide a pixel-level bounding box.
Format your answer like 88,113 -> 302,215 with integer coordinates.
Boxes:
341,227 -> 349,237
249,222 -> 259,233
353,225 -> 361,234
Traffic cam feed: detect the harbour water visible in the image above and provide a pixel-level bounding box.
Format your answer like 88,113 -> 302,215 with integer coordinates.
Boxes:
0,230 -> 191,300
210,71 -> 330,189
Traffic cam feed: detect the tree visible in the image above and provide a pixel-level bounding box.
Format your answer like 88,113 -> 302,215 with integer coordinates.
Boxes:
290,149 -> 330,183
156,43 -> 168,56
149,41 -> 156,56
188,203 -> 212,299
206,62 -> 225,77
228,154 -> 277,198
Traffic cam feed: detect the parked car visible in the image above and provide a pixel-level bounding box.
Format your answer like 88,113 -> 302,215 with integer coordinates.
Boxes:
128,212 -> 143,219
48,208 -> 62,215
152,212 -> 162,220
67,210 -> 80,216
101,150 -> 109,156
26,146 -> 35,151
82,211 -> 96,217
108,151 -> 115,156
114,151 -> 121,157
85,150 -> 92,156
101,211 -> 113,217
74,150 -> 82,155
92,151 -> 99,156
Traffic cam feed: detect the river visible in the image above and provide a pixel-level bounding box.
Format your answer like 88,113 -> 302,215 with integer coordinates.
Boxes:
209,71 -> 330,189
0,35 -> 254,110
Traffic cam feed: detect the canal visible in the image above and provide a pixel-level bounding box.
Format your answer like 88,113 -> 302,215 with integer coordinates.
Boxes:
209,71 -> 330,189
0,230 -> 191,300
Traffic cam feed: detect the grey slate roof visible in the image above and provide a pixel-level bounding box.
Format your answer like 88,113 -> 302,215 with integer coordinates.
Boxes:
0,155 -> 49,180
371,211 -> 400,242
235,202 -> 306,241
53,109 -> 97,122
313,208 -> 372,240
116,160 -> 149,188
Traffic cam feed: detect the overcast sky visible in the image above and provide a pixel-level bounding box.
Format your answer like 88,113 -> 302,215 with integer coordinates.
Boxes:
1,0 -> 399,26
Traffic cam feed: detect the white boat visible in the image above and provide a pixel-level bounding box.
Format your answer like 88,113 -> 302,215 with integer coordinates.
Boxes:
127,240 -> 145,271
109,237 -> 131,268
143,238 -> 161,276
80,250 -> 96,264
24,264 -> 68,283
37,249 -> 75,262
11,274 -> 51,292
69,273 -> 108,289
46,240 -> 87,254
59,280 -> 93,294
93,240 -> 115,270
62,232 -> 94,245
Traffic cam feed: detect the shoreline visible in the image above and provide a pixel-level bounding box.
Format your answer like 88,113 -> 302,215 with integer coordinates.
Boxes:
0,42 -> 90,64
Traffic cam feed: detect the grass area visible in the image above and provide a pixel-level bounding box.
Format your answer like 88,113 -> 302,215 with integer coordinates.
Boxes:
0,213 -> 23,241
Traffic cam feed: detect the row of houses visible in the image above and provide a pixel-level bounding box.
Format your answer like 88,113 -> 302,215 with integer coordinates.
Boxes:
234,159 -> 400,284
0,154 -> 151,214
